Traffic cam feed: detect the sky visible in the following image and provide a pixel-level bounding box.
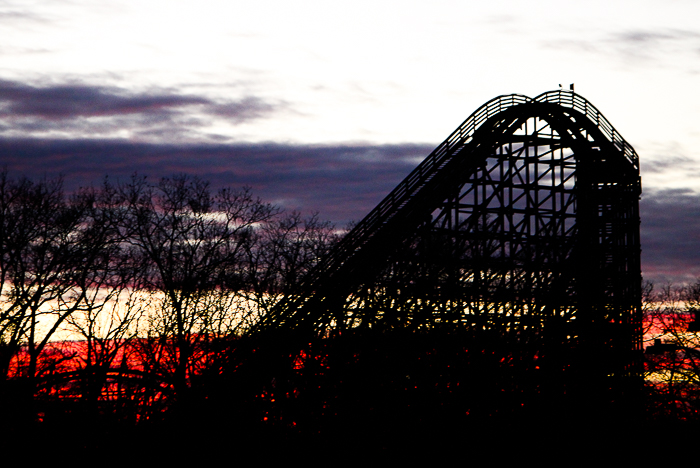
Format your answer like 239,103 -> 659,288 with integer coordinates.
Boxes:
1,0 -> 699,284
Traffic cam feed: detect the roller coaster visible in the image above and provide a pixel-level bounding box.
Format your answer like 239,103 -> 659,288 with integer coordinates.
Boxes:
5,90 -> 644,442
256,90 -> 641,369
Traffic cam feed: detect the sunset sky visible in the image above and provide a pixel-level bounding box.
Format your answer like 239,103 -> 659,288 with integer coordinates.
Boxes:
1,0 -> 699,284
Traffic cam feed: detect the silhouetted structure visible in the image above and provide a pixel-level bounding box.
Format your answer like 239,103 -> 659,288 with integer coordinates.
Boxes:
248,91 -> 642,429
0,92 -> 644,446
259,90 -> 640,348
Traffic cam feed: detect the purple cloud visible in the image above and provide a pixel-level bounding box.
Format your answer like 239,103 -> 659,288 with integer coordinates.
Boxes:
0,136 -> 695,285
0,137 -> 431,225
614,29 -> 700,45
642,155 -> 696,174
541,28 -> 700,68
640,188 -> 700,285
208,97 -> 279,123
0,79 -> 282,137
0,80 -> 206,119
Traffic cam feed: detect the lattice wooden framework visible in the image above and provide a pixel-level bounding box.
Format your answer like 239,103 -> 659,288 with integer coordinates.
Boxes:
255,90 -> 642,376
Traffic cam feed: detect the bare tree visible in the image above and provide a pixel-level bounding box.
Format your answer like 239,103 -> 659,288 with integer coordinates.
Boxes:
60,182 -> 148,406
117,174 -> 277,395
0,171 -> 341,426
244,211 -> 338,323
644,280 -> 700,420
0,174 -> 115,390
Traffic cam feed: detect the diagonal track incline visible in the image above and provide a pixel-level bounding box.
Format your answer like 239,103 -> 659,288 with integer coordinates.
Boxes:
254,91 -> 639,333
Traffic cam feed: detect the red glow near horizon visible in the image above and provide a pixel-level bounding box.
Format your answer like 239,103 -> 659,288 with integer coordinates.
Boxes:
4,310 -> 696,424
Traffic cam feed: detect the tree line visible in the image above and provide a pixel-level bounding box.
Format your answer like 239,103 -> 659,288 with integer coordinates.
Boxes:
0,171 -> 338,423
3,168 -> 700,441
643,280 -> 700,421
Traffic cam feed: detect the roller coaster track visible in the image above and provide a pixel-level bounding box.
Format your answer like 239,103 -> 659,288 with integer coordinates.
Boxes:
255,90 -> 640,334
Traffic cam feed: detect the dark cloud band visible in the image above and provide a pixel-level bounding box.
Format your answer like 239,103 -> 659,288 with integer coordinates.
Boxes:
0,79 -> 282,140
640,188 -> 700,285
0,80 -> 208,118
0,137 -> 431,224
0,136 -> 693,285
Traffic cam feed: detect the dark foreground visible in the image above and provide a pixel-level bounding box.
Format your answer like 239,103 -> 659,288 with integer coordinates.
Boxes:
1,329 -> 691,458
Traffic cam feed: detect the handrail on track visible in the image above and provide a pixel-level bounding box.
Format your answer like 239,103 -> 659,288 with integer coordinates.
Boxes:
535,90 -> 638,169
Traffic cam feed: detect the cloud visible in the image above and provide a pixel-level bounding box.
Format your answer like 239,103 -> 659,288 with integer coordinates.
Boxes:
637,141 -> 700,188
610,29 -> 700,64
0,9 -> 50,23
0,80 -> 208,119
0,137 -> 432,225
542,28 -> 700,68
208,97 -> 278,123
0,136 -> 694,284
613,29 -> 700,46
0,79 -> 284,141
642,155 -> 697,174
640,188 -> 700,285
